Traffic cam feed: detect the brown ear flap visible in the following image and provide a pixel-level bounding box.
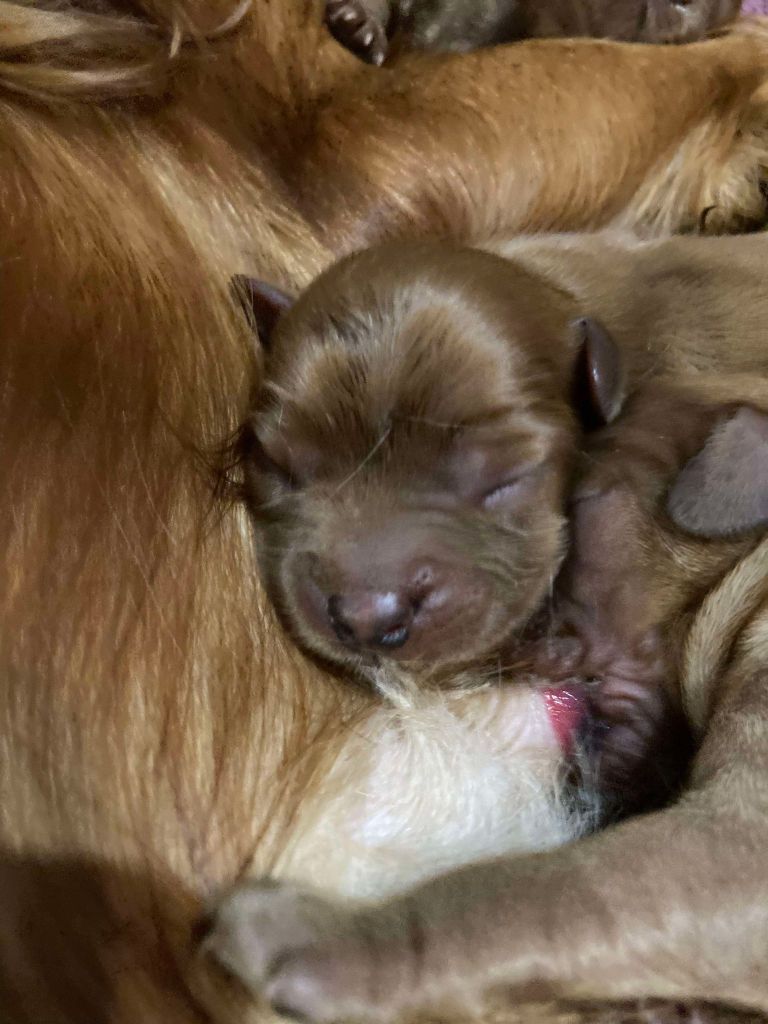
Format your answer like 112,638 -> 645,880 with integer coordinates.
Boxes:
571,317 -> 627,431
232,275 -> 294,348
667,406 -> 768,538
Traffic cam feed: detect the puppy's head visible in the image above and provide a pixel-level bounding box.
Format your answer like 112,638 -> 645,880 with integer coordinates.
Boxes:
235,243 -> 625,681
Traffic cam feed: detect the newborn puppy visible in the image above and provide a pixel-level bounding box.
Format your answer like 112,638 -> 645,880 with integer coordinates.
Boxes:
235,243 -> 629,687
325,0 -> 741,66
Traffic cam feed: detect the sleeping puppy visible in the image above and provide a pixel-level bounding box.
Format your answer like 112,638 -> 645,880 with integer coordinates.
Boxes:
325,0 -> 741,66
203,232 -> 768,1019
233,243 -> 630,684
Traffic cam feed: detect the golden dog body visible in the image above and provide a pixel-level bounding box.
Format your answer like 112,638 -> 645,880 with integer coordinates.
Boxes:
3,2 -> 768,1021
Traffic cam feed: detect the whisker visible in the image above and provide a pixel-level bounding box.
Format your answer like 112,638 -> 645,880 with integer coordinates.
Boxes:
332,425 -> 392,495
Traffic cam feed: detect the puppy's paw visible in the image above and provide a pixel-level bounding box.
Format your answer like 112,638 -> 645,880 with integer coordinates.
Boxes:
199,881 -> 398,1024
325,0 -> 389,66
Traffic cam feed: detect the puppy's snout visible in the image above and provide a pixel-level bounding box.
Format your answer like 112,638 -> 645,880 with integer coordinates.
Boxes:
290,523 -> 514,666
296,555 -> 471,661
328,589 -> 415,650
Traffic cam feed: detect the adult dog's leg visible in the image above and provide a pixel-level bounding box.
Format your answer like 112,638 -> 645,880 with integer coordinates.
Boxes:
203,599 -> 768,1020
297,23 -> 768,248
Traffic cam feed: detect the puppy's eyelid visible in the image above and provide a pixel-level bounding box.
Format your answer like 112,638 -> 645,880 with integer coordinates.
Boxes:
479,463 -> 543,509
481,478 -> 525,510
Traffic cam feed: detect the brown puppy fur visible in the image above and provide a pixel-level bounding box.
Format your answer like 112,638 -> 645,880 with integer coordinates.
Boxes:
326,0 -> 741,66
5,2 -> 768,1022
237,245 -> 621,682
205,230 -> 768,1021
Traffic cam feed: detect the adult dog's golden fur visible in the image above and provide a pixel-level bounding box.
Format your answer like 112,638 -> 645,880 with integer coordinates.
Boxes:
4,2 -> 768,1021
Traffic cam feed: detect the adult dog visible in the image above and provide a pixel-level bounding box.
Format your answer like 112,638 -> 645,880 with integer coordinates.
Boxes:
1,2 -> 768,1022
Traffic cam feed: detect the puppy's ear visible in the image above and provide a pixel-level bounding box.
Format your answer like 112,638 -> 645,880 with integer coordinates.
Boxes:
232,275 -> 294,348
571,317 -> 627,430
667,406 -> 768,538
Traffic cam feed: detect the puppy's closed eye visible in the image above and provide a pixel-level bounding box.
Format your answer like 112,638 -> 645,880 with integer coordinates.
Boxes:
481,467 -> 544,510
447,431 -> 552,509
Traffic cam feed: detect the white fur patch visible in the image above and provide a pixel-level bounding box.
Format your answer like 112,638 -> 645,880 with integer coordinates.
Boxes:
275,684 -> 588,901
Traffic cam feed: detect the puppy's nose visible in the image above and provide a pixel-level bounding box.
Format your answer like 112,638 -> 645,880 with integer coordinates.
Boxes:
328,590 -> 414,650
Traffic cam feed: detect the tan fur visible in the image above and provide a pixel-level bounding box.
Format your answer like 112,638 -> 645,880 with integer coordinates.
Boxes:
5,2 -> 768,1022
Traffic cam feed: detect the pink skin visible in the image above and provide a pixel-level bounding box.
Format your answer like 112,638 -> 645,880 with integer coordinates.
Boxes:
542,685 -> 589,753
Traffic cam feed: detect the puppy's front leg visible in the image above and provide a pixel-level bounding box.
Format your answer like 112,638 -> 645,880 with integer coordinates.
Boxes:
202,674 -> 768,1022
